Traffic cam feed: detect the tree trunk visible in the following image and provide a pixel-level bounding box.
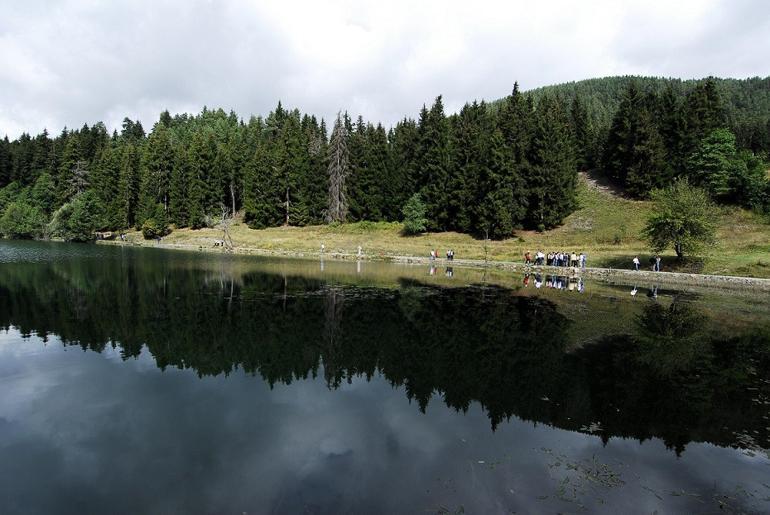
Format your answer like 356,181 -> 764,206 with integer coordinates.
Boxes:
675,242 -> 683,259
285,187 -> 290,226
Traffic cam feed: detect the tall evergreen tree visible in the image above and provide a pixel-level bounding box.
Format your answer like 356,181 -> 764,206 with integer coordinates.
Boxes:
137,124 -> 175,224
116,142 -> 141,228
0,136 -> 11,188
570,94 -> 594,171
417,96 -> 452,231
527,96 -> 578,229
476,129 -> 517,239
387,119 -> 419,220
169,146 -> 190,227
448,102 -> 488,233
187,131 -> 217,228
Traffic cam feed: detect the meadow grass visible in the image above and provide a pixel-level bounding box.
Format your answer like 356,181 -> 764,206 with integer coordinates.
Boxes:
126,176 -> 770,278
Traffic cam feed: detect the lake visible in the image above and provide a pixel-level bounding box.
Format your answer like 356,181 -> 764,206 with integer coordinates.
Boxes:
0,240 -> 769,514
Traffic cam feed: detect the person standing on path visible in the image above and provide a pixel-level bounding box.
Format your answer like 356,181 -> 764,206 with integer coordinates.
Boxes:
655,255 -> 662,272
632,256 -> 640,271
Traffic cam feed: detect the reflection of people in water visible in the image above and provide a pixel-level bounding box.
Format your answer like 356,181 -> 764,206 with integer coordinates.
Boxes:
445,267 -> 453,278
630,285 -> 638,296
534,273 -> 543,288
429,266 -> 436,276
578,278 -> 584,293
523,274 -> 530,287
647,285 -> 658,299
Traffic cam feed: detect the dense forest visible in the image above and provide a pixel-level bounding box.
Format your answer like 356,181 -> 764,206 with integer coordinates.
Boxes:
1,76 -> 769,241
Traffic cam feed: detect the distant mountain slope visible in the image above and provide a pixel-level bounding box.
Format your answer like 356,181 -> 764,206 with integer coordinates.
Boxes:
493,76 -> 770,146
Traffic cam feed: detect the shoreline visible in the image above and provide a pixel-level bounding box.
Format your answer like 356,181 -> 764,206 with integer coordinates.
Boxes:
97,239 -> 770,292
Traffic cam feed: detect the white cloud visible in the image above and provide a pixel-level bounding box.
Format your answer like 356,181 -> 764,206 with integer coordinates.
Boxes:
1,0 -> 769,138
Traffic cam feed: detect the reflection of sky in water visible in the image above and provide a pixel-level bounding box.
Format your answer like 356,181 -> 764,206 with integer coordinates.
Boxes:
1,329 -> 768,514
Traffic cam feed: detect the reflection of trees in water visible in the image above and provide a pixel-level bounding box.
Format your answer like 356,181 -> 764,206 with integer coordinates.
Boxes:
634,299 -> 709,376
0,257 -> 769,453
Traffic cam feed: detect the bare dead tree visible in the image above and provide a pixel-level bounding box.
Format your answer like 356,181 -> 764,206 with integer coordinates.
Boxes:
229,181 -> 236,217
67,160 -> 90,198
326,112 -> 349,223
218,204 -> 235,251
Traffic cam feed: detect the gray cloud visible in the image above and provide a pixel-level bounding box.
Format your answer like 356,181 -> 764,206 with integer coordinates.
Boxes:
1,0 -> 769,138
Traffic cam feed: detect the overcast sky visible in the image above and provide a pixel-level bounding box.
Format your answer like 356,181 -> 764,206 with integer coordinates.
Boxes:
1,0 -> 769,139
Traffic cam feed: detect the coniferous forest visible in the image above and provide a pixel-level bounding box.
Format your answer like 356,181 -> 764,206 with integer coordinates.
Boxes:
1,76 -> 769,242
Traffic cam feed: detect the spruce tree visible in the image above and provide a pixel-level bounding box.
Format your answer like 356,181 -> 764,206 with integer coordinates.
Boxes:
116,142 -> 141,228
169,146 -> 190,227
570,94 -> 594,171
91,141 -> 122,227
448,102 -> 487,233
417,96 -> 452,231
387,119 -> 419,220
0,136 -> 12,188
137,124 -> 174,225
476,129 -> 516,239
625,108 -> 668,197
186,131 -> 217,228
527,96 -> 578,230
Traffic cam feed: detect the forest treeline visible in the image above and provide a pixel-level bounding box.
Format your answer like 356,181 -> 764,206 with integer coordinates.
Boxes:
1,76 -> 769,241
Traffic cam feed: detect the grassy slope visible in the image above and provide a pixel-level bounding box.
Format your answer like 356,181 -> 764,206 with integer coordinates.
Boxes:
128,175 -> 770,278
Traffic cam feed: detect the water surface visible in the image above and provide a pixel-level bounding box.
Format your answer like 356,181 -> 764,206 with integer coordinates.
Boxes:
1,240 -> 769,514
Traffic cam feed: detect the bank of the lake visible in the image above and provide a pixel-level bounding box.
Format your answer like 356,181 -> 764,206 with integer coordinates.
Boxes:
97,175 -> 770,282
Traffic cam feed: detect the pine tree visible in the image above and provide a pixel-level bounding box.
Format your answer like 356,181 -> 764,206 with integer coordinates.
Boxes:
244,142 -> 282,228
303,116 -> 329,224
116,142 -> 141,228
278,111 -> 311,225
687,128 -> 741,199
657,85 -> 689,178
187,131 -> 217,228
448,102 -> 487,233
57,136 -> 83,203
169,146 -> 190,227
138,124 -> 175,221
0,136 -> 11,188
624,108 -> 668,197
570,94 -> 594,171
387,119 -> 419,220
527,96 -> 578,230
90,141 -> 122,227
417,96 -> 452,231
476,129 -> 516,239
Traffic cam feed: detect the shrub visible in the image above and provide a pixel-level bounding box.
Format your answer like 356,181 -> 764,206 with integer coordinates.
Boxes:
48,191 -> 104,242
401,194 -> 427,235
141,219 -> 164,239
0,202 -> 46,239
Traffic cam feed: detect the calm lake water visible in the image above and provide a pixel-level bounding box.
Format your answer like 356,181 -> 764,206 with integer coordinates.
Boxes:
1,240 -> 769,514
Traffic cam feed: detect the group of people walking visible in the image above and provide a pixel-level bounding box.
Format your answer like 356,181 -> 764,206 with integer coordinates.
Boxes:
524,250 -> 586,269
430,249 -> 455,261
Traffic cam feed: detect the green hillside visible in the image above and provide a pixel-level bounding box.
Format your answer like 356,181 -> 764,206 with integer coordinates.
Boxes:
513,75 -> 770,151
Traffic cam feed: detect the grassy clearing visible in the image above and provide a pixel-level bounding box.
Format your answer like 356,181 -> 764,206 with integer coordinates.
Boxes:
119,176 -> 770,278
